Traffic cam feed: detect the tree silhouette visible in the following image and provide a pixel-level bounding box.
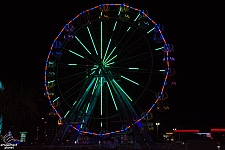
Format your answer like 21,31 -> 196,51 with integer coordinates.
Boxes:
0,78 -> 43,133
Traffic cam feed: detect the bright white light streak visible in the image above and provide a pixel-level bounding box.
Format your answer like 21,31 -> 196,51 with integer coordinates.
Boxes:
68,64 -> 77,66
101,21 -> 103,60
155,46 -> 164,51
105,55 -> 117,64
121,75 -> 139,85
69,50 -> 84,58
106,82 -> 118,110
129,68 -> 139,70
147,27 -> 155,34
87,26 -> 98,55
159,70 -> 165,72
85,103 -> 90,113
74,36 -> 91,54
113,80 -> 133,102
104,47 -> 117,63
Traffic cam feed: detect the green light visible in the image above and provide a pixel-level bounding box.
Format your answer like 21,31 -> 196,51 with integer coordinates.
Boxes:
53,97 -> 60,102
147,27 -> 155,34
128,68 -> 139,70
121,75 -> 139,85
64,110 -> 70,118
113,21 -> 117,31
103,38 -> 112,62
69,50 -> 84,58
104,47 -> 116,63
106,62 -> 114,66
92,78 -> 99,95
101,21 -> 103,60
127,27 -> 131,32
105,55 -> 117,64
159,70 -> 165,72
86,103 -> 90,113
155,46 -> 164,51
87,26 -> 98,56
101,77 -> 103,116
73,101 -> 77,106
68,64 -> 77,65
113,80 -> 133,102
74,36 -> 91,54
86,77 -> 96,91
134,13 -> 140,22
118,7 -> 121,15
107,82 -> 118,110
48,80 -> 55,83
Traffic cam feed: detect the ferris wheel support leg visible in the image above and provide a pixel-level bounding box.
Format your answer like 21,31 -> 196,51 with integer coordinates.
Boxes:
106,78 -> 147,146
68,83 -> 101,145
51,77 -> 96,146
111,78 -> 155,146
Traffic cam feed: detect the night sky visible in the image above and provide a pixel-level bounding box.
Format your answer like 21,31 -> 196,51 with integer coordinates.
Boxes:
1,0 -> 224,133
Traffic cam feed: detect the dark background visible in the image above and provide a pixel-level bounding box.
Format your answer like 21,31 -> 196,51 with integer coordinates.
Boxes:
0,0 -> 224,133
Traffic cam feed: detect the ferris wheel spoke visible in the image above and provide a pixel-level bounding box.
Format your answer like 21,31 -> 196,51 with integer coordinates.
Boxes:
117,26 -> 139,55
62,78 -> 86,96
73,36 -> 99,63
65,48 -> 97,65
117,35 -> 155,61
58,63 -> 96,69
86,26 -> 99,57
112,79 -> 133,102
106,81 -> 118,111
111,67 -> 151,74
57,71 -> 87,84
114,51 -> 151,66
103,21 -> 118,63
100,21 -> 103,60
115,35 -> 145,57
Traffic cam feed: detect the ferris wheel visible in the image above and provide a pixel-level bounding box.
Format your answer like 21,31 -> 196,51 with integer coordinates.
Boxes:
44,3 -> 175,146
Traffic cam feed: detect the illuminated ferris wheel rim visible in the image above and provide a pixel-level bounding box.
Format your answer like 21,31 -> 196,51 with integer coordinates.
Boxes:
44,3 -> 173,136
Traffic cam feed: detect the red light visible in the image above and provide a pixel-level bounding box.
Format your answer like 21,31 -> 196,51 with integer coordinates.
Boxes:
211,128 -> 225,132
173,130 -> 199,133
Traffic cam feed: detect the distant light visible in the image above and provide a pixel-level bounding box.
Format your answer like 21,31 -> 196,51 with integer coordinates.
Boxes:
42,118 -> 44,120
174,130 -> 199,133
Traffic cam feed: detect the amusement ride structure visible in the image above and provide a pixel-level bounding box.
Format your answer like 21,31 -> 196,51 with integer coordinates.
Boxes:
44,3 -> 175,148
